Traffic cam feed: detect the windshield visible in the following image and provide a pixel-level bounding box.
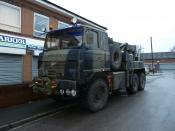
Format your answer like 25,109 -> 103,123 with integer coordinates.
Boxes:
45,28 -> 83,50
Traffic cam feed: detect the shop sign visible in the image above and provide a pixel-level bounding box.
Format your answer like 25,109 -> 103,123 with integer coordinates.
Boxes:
0,33 -> 44,56
0,34 -> 26,49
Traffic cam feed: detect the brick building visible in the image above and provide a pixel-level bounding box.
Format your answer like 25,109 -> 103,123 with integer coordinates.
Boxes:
143,52 -> 175,71
0,0 -> 106,107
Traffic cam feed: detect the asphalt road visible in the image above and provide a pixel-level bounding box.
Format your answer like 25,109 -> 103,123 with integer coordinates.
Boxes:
12,71 -> 175,131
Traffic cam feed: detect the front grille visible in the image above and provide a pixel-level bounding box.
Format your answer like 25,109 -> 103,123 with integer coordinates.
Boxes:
45,61 -> 65,78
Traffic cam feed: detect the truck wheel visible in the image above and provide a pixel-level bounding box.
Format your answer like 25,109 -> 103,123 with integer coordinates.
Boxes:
127,73 -> 139,94
110,44 -> 122,71
138,73 -> 146,91
83,79 -> 109,112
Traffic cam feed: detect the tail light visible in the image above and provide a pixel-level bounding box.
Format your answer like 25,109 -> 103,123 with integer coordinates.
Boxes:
51,80 -> 57,89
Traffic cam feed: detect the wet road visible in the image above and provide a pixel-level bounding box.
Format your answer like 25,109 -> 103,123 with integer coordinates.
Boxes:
13,71 -> 175,131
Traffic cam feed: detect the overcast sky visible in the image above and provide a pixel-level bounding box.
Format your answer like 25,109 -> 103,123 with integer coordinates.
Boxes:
49,0 -> 175,53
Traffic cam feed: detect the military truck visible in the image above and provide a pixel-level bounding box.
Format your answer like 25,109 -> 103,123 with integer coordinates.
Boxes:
32,25 -> 146,112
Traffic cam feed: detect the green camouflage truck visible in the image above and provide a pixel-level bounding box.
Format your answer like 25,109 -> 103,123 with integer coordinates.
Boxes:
32,25 -> 146,112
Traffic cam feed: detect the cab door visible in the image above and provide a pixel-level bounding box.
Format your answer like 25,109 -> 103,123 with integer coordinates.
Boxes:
99,32 -> 110,70
83,29 -> 106,72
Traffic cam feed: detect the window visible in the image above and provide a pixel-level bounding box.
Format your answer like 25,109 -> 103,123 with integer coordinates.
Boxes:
0,1 -> 21,33
86,30 -> 98,49
45,28 -> 83,50
34,13 -> 49,38
58,21 -> 70,29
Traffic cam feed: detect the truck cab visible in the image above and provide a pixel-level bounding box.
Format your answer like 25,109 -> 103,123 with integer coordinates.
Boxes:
34,25 -> 110,93
32,25 -> 146,112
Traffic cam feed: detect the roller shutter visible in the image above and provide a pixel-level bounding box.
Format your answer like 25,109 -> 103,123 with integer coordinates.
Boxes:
0,54 -> 22,85
32,57 -> 38,78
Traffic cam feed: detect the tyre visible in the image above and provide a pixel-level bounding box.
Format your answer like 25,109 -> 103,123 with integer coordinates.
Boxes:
138,73 -> 146,91
127,73 -> 139,94
83,79 -> 109,112
110,44 -> 122,71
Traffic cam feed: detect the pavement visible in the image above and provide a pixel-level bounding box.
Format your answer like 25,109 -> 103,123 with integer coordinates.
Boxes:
0,97 -> 77,131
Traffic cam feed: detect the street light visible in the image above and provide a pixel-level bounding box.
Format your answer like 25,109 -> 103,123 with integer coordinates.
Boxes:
157,60 -> 160,72
150,37 -> 154,74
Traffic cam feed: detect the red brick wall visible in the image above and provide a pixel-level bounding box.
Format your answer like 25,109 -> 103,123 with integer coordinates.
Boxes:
0,84 -> 46,108
144,58 -> 175,64
23,54 -> 32,82
21,7 -> 34,36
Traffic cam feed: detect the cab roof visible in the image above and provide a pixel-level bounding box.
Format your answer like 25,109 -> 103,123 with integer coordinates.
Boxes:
48,24 -> 106,35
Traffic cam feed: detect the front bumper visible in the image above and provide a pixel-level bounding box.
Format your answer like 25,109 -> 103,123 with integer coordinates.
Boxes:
32,77 -> 77,97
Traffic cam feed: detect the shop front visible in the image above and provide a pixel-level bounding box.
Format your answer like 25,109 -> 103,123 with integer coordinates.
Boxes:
0,32 -> 44,85
0,32 -> 44,107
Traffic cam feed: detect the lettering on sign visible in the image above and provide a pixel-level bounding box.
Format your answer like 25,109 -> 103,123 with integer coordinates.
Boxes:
0,35 -> 26,45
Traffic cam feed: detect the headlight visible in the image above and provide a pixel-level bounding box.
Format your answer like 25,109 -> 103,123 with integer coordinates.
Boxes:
60,89 -> 64,95
71,90 -> 77,96
66,89 -> 71,96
